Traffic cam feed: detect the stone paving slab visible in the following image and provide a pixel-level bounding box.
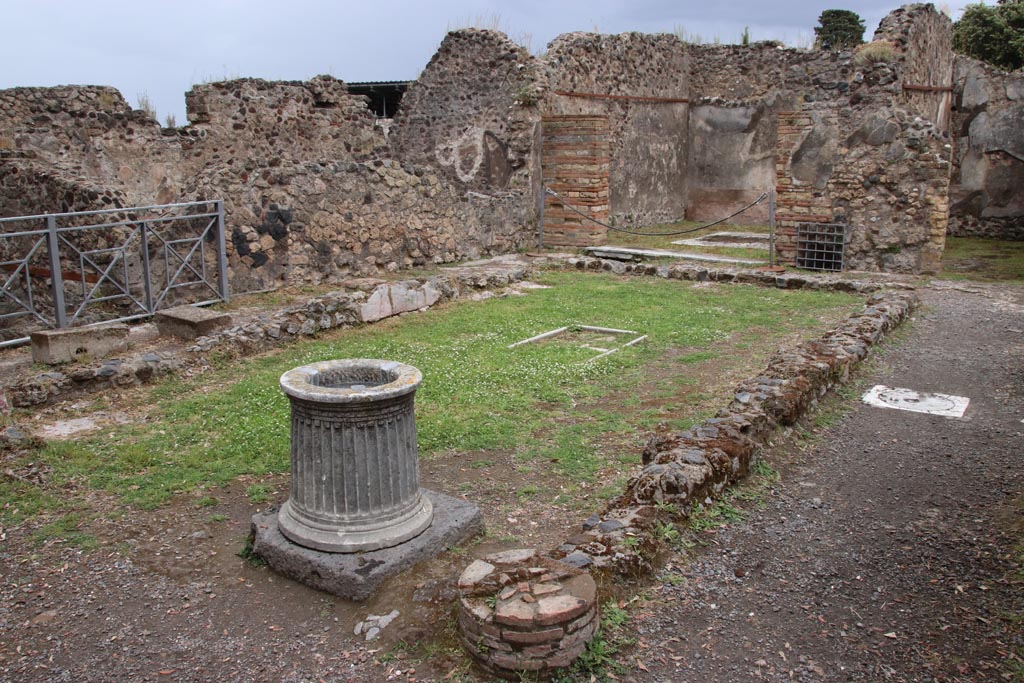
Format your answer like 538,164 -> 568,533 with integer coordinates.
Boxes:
155,305 -> 232,340
583,245 -> 764,265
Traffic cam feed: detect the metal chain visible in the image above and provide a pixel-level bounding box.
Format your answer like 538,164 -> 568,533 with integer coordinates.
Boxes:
543,187 -> 768,237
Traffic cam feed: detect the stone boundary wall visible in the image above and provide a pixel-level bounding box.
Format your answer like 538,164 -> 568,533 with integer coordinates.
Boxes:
5,3 -> 1020,290
544,256 -> 916,577
187,158 -> 531,293
948,57 -> 1024,240
2,257 -> 533,409
0,73 -> 540,296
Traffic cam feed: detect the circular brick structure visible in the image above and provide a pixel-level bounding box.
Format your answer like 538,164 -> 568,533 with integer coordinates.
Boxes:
457,549 -> 598,678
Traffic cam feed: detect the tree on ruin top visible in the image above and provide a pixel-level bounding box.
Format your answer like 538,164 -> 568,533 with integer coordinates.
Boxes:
814,9 -> 866,50
953,0 -> 1024,71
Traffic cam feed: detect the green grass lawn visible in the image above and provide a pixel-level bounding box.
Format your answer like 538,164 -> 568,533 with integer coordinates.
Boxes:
3,271 -> 862,535
939,236 -> 1024,283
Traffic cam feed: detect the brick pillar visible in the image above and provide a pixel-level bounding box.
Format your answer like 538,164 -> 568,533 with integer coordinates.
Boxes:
541,116 -> 611,248
774,111 -> 835,268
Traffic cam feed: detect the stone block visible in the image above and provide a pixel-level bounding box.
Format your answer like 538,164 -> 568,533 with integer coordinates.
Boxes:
503,627 -> 564,645
30,324 -> 129,365
155,305 -> 232,340
251,489 -> 483,601
495,597 -> 538,627
358,281 -> 441,323
459,560 -> 496,589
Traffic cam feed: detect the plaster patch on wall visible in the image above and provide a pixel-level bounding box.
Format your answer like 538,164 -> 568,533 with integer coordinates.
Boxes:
435,127 -> 485,182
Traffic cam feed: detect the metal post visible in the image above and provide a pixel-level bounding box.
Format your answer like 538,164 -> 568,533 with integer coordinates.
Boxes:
768,189 -> 776,269
45,215 -> 68,329
214,200 -> 230,302
538,185 -> 546,252
139,220 -> 154,313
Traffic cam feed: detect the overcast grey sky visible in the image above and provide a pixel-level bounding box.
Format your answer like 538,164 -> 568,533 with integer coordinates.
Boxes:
3,1 -> 972,125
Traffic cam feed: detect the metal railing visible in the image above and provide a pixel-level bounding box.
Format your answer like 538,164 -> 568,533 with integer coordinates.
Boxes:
0,200 -> 229,347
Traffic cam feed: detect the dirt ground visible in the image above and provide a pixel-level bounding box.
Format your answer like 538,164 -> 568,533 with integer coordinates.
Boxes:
1,278 -> 1022,682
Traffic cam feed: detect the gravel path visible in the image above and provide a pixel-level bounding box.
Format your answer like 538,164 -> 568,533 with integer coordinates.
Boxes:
630,281 -> 1024,683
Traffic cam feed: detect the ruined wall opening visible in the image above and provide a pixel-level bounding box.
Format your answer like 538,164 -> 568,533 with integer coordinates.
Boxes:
346,81 -> 410,118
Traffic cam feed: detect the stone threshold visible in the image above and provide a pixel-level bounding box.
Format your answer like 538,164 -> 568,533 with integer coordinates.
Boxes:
672,231 -> 771,251
584,245 -> 765,265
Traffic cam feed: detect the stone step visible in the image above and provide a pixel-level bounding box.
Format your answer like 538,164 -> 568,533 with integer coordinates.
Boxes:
155,305 -> 232,340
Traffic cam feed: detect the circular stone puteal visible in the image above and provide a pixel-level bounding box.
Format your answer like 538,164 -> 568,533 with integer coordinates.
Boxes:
277,359 -> 433,553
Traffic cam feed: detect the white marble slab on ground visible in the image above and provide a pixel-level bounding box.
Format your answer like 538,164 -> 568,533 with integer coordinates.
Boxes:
861,385 -> 970,418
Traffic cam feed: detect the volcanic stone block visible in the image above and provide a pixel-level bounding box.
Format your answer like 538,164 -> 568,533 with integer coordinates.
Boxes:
251,489 -> 483,601
154,305 -> 231,340
358,282 -> 442,323
30,324 -> 129,365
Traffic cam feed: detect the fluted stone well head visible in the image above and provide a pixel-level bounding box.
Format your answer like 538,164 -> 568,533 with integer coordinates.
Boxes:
277,359 -> 434,553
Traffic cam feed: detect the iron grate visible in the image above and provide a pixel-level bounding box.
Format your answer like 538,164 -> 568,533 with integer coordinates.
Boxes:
796,222 -> 846,272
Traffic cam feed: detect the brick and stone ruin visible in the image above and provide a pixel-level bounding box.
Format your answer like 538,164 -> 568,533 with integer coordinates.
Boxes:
457,549 -> 598,678
1,3 -> 1021,299
1,2 -> 1022,677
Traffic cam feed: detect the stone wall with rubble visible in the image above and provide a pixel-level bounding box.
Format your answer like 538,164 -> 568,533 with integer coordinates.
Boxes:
542,32 -> 690,227
183,76 -> 388,173
831,4 -> 952,272
3,4 -> 1017,286
0,86 -> 186,208
182,74 -> 533,291
874,3 -> 955,131
948,58 -> 1024,240
0,161 -> 127,219
188,159 -> 527,292
393,30 -> 540,196
757,4 -> 953,273
0,73 -> 537,294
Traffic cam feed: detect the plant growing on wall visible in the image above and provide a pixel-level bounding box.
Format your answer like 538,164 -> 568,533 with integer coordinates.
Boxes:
135,92 -> 158,121
814,9 -> 866,50
854,40 -> 897,65
953,0 -> 1024,71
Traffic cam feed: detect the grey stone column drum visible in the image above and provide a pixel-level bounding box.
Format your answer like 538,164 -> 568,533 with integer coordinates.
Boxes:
277,359 -> 433,552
